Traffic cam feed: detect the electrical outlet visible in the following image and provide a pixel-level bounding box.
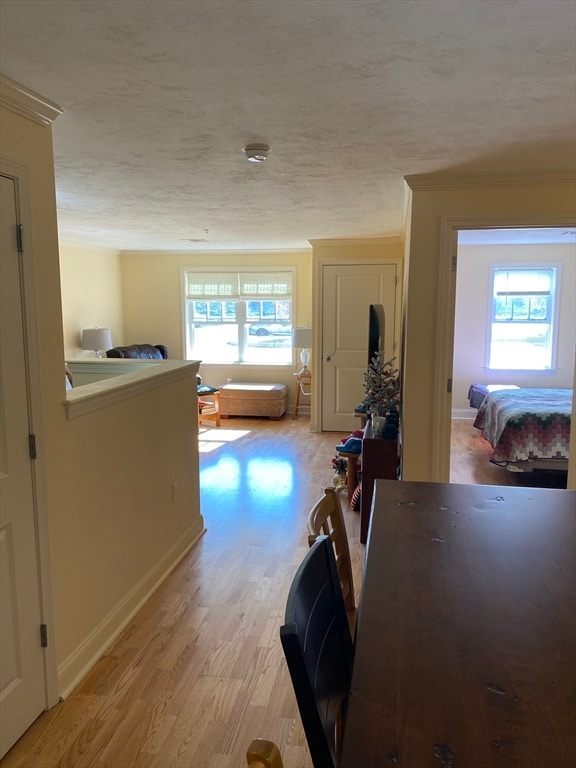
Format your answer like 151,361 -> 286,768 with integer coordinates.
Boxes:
171,482 -> 178,502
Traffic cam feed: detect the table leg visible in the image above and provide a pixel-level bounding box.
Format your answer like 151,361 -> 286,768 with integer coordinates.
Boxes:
293,381 -> 301,419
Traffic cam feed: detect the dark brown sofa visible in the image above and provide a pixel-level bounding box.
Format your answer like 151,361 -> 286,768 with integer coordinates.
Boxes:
105,344 -> 168,360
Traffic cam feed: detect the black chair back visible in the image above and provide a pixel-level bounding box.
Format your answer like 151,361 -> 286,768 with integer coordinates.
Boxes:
280,535 -> 354,768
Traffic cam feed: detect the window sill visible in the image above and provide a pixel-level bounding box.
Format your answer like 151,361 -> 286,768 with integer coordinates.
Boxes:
191,361 -> 295,368
483,367 -> 558,375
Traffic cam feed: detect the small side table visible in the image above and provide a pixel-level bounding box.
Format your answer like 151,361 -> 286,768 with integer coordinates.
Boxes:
293,371 -> 311,418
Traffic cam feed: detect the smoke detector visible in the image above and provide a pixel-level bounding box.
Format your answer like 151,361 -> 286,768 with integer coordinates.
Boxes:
242,143 -> 270,163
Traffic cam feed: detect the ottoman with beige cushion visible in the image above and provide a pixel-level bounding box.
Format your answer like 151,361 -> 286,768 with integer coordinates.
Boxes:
219,382 -> 288,420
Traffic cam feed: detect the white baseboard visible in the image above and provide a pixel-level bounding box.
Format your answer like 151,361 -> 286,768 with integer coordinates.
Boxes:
452,408 -> 477,419
57,519 -> 206,698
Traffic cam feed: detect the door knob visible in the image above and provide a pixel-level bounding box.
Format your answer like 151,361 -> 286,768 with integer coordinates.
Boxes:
323,355 -> 331,361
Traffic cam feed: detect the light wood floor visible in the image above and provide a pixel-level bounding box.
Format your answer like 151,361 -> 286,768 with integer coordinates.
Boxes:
1,418 -> 559,768
2,418 -> 359,768
450,418 -> 519,485
450,418 -> 568,488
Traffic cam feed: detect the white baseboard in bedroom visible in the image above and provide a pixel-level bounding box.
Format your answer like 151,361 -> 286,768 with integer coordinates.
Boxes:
452,408 -> 477,419
57,519 -> 206,699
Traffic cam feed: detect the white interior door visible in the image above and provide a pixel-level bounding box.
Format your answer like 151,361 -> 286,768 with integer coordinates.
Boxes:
321,263 -> 399,431
0,174 -> 46,757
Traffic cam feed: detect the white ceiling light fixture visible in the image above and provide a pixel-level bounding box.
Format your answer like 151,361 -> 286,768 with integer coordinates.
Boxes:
242,143 -> 270,163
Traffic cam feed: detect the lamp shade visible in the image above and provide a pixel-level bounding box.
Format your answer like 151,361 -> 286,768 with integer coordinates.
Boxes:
293,327 -> 312,349
81,327 -> 112,352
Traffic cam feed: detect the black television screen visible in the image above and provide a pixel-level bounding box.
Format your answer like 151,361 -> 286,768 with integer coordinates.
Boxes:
368,304 -> 385,366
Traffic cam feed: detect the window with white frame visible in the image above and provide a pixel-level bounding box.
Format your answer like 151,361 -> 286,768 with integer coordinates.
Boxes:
184,269 -> 294,364
486,266 -> 559,370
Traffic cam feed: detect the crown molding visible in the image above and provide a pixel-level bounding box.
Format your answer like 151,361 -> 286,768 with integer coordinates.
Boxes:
0,73 -> 62,126
404,172 -> 575,191
308,236 -> 402,247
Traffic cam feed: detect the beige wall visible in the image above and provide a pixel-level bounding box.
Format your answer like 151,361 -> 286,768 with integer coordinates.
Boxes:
453,243 -> 575,412
57,368 -> 202,694
60,243 -> 124,358
402,176 -> 576,488
120,249 -> 313,398
1,99 -> 204,698
310,238 -> 404,262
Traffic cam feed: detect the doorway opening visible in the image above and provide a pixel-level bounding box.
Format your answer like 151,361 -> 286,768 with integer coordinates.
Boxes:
450,227 -> 575,487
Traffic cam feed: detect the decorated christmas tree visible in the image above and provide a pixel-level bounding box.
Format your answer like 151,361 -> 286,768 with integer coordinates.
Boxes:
362,340 -> 400,417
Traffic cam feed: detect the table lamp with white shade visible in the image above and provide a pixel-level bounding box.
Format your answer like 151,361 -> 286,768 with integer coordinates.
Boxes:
293,327 -> 312,375
81,327 -> 112,358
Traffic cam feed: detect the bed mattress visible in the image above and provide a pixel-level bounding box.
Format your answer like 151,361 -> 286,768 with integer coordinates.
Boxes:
473,387 -> 572,468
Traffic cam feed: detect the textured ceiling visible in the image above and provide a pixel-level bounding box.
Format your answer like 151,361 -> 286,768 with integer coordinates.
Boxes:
1,0 -> 575,251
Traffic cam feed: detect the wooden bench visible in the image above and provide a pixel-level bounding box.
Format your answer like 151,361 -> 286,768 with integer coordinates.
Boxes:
219,382 -> 288,420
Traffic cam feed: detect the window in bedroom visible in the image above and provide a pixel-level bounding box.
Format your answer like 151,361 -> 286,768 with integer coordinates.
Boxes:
183,269 -> 294,364
486,266 -> 559,371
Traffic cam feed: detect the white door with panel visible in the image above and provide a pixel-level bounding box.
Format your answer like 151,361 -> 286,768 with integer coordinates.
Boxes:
321,263 -> 399,432
0,174 -> 46,757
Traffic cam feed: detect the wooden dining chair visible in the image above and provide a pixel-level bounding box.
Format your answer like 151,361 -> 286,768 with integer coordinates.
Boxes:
197,384 -> 220,427
307,487 -> 355,612
280,536 -> 354,768
246,738 -> 283,768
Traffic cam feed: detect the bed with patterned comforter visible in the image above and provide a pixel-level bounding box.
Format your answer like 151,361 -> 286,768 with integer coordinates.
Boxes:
473,387 -> 572,471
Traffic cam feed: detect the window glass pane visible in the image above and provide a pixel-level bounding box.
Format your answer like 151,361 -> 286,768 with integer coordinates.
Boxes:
488,266 -> 557,370
510,296 -> 528,320
247,301 -> 262,320
190,322 -> 239,363
528,296 -> 548,320
494,296 -> 512,321
185,284 -> 293,364
245,299 -> 292,363
208,301 -> 223,321
192,301 -> 208,321
244,327 -> 292,363
276,301 -> 291,321
489,323 -> 552,369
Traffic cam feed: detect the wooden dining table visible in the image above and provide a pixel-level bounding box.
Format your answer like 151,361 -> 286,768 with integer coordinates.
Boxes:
339,479 -> 576,768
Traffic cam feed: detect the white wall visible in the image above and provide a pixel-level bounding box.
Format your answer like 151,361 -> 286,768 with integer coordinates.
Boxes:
453,242 -> 575,415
